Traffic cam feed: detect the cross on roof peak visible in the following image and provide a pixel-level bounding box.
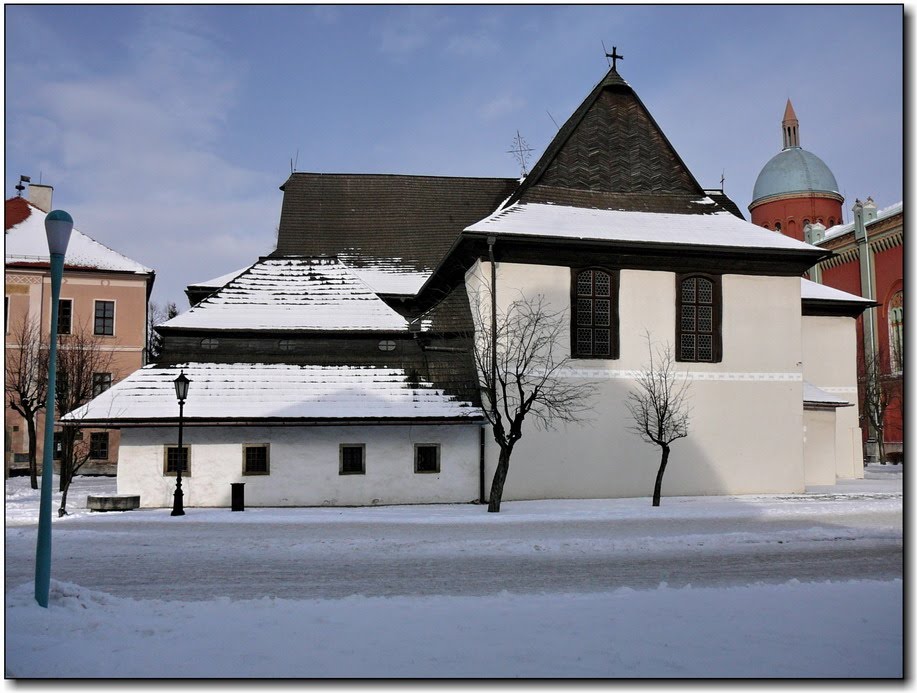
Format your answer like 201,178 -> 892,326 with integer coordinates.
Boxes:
605,45 -> 623,71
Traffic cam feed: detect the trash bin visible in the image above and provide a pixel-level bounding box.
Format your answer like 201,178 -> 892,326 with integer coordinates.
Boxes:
231,483 -> 245,511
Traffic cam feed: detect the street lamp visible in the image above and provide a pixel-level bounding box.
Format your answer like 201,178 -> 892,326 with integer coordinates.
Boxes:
171,370 -> 190,516
35,210 -> 73,607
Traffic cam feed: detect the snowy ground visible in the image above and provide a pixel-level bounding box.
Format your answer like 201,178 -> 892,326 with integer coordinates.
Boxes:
5,469 -> 903,678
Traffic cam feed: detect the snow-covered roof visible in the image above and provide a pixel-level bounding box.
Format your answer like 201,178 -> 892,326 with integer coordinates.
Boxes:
800,279 -> 873,304
822,201 -> 903,242
5,202 -> 153,274
63,363 -> 483,423
339,256 -> 433,296
803,381 -> 851,408
465,203 -> 821,252
161,257 -> 410,332
188,264 -> 253,289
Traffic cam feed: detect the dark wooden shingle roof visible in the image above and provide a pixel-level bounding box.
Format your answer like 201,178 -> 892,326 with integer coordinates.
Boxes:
508,68 -> 725,214
273,173 -> 517,275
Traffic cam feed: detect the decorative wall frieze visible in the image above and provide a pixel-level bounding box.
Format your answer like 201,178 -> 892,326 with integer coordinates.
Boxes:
558,368 -> 802,382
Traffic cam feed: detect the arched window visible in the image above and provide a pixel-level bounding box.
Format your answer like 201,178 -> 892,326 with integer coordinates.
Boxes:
803,218 -> 810,228
828,217 -> 835,227
762,224 -> 770,230
676,274 -> 722,362
888,291 -> 903,373
774,222 -> 782,233
572,268 -> 618,358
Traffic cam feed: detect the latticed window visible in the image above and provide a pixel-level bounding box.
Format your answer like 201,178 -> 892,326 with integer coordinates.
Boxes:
340,444 -> 365,475
89,432 -> 109,460
414,444 -> 440,473
164,446 -> 190,475
573,268 -> 617,358
243,445 -> 270,475
888,291 -> 903,374
677,274 -> 721,363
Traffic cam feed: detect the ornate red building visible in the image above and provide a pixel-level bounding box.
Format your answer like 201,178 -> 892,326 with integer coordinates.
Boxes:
750,104 -> 903,463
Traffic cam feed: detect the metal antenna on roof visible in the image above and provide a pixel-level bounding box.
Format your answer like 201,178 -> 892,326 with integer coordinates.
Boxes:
507,130 -> 534,177
720,170 -> 725,191
546,110 -> 560,131
294,149 -> 299,172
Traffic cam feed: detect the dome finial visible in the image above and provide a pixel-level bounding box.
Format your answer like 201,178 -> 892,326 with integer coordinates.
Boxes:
782,99 -> 800,149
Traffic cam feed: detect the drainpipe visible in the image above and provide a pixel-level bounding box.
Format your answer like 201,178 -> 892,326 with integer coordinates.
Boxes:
487,236 -> 497,418
479,425 -> 486,504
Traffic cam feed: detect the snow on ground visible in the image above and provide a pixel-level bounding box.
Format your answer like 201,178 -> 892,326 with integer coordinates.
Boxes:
4,472 -> 903,678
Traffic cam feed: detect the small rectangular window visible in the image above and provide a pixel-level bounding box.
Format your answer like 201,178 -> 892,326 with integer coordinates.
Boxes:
414,444 -> 440,474
243,444 -> 270,475
52,432 -> 63,460
94,300 -> 115,336
89,432 -> 109,460
164,446 -> 190,476
92,372 -> 112,397
58,299 -> 73,335
340,444 -> 365,475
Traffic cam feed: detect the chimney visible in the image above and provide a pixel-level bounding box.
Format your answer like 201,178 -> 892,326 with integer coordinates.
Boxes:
804,221 -> 826,245
863,196 -> 878,223
28,183 -> 53,213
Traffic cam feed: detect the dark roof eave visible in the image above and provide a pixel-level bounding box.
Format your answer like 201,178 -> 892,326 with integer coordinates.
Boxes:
410,232 -> 830,312
802,298 -> 877,317
154,326 -> 414,337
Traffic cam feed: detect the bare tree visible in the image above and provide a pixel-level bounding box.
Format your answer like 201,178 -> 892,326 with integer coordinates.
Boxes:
4,316 -> 50,489
860,349 -> 900,466
625,333 -> 691,507
147,300 -> 178,362
471,286 -> 596,512
54,325 -> 116,516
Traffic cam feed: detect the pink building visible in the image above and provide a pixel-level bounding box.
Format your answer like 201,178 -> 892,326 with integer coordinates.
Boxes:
5,182 -> 154,475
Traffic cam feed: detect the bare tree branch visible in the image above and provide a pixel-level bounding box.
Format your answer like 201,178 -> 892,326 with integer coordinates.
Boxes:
469,283 -> 597,512
625,331 -> 692,506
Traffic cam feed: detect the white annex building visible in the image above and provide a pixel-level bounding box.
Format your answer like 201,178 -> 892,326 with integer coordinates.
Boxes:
67,65 -> 873,508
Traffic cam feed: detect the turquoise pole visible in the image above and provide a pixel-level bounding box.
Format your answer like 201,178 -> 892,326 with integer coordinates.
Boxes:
35,252 -> 64,607
36,209 -> 72,608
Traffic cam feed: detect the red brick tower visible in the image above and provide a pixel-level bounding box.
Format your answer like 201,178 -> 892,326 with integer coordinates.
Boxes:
749,100 -> 844,241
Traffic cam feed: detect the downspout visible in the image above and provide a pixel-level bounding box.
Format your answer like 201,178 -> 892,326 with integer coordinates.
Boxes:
487,236 -> 497,417
479,425 -> 486,504
485,235 -> 497,505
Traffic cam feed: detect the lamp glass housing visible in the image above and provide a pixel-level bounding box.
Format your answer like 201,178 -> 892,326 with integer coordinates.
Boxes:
173,372 -> 190,402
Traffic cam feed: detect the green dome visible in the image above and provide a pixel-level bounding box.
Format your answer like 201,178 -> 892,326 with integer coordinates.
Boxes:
752,147 -> 839,204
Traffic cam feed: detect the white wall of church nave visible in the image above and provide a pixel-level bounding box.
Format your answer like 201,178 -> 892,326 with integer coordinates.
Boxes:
487,378 -> 805,500
117,425 -> 481,508
467,260 -> 806,499
467,261 -> 803,372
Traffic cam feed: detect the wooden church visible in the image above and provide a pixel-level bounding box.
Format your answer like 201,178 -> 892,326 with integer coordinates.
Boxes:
67,63 -> 873,508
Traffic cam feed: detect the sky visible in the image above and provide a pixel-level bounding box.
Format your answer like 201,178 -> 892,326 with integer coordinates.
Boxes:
4,5 -> 904,308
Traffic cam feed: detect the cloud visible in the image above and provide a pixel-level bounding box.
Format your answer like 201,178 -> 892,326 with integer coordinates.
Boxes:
479,95 -> 527,121
378,7 -> 451,57
6,7 -> 279,306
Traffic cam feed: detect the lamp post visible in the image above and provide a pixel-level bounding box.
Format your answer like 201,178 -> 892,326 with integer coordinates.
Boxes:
35,210 -> 73,607
171,370 -> 190,516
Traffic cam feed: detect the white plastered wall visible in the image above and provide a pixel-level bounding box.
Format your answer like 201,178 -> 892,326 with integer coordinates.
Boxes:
803,408 -> 838,486
468,260 -> 806,500
801,315 -> 864,479
117,424 -> 481,508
